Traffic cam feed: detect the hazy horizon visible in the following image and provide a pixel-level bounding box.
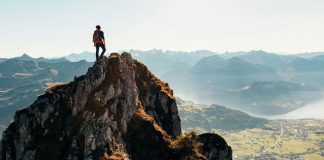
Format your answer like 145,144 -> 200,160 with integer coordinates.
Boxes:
1,0 -> 324,58
1,49 -> 324,59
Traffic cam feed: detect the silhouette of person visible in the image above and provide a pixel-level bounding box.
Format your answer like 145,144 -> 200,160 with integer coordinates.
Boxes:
93,25 -> 106,60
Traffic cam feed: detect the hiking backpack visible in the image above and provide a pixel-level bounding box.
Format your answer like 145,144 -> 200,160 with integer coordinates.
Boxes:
93,30 -> 103,44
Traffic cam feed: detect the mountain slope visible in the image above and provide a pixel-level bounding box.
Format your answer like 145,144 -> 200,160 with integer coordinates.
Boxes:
0,58 -> 93,135
177,98 -> 268,131
311,55 -> 324,63
287,57 -> 324,89
232,50 -> 293,71
0,53 -> 232,160
185,55 -> 280,89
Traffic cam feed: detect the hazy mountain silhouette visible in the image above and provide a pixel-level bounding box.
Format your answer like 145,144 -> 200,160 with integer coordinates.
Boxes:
159,50 -> 324,115
0,57 -> 92,134
228,50 -> 294,71
65,49 -> 214,76
311,55 -> 324,63
296,51 -> 324,58
13,53 -> 69,63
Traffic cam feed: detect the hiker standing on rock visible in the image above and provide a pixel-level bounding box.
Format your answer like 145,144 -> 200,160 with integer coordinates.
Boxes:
93,25 -> 106,60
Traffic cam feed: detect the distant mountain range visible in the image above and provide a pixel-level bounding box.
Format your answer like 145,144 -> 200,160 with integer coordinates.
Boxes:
157,50 -> 323,115
65,49 -> 214,75
0,49 -> 323,134
296,51 -> 324,58
0,55 -> 93,134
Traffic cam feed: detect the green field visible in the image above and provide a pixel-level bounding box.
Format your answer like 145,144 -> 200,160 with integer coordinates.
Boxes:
212,119 -> 324,159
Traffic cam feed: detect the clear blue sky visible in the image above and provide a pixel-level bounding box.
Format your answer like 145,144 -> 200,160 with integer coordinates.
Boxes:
0,0 -> 323,58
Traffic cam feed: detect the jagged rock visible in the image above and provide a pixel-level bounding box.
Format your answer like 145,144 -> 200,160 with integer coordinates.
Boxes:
198,133 -> 232,160
0,53 -> 231,160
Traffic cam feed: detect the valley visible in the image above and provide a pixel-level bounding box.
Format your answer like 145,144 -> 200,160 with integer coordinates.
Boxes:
178,99 -> 324,159
214,119 -> 324,160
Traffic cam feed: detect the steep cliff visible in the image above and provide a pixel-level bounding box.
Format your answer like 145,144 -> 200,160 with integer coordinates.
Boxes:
0,53 -> 231,160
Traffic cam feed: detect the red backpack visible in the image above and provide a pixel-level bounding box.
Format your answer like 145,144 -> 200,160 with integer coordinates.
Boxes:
93,30 -> 103,44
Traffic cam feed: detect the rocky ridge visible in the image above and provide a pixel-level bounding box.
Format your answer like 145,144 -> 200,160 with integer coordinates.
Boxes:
0,53 -> 231,160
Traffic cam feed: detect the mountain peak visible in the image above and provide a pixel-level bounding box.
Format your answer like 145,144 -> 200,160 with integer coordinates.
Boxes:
0,52 -> 232,160
18,53 -> 34,61
247,50 -> 268,54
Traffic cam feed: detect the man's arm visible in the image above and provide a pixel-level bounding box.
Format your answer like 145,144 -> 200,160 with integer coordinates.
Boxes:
93,32 -> 96,47
101,31 -> 106,45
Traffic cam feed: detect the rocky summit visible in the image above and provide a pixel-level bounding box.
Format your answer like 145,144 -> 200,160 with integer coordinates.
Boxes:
0,53 -> 232,160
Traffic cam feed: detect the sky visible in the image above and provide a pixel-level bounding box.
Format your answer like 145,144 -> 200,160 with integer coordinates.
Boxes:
0,0 -> 324,58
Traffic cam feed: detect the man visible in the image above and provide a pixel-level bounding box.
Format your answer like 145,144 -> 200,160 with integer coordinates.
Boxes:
93,25 -> 106,60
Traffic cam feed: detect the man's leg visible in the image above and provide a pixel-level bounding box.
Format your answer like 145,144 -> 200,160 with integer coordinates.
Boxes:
100,44 -> 106,59
95,45 -> 100,60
